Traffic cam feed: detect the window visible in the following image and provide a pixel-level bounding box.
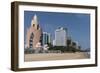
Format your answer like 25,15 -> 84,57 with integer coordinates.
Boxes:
37,24 -> 39,29
29,33 -> 34,48
33,24 -> 35,27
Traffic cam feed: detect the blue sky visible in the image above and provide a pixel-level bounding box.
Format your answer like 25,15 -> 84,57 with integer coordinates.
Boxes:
24,11 -> 90,50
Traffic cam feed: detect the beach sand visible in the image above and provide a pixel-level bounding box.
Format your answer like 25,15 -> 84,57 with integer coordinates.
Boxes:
24,52 -> 90,62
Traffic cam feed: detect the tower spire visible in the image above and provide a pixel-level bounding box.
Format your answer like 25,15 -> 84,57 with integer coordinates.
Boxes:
31,14 -> 38,26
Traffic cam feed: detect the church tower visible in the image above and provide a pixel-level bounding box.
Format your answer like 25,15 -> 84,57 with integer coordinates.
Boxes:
25,14 -> 42,49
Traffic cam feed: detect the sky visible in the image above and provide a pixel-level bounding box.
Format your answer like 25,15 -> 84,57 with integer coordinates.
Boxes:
24,11 -> 90,50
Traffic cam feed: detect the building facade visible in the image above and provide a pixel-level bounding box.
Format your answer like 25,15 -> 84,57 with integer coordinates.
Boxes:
42,32 -> 51,46
55,27 -> 67,46
25,15 -> 42,49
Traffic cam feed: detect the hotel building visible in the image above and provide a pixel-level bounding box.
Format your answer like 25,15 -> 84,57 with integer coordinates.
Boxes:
54,27 -> 67,46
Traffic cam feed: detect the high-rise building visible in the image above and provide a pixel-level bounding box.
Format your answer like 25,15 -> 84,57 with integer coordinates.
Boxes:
55,27 -> 67,46
42,32 -> 51,46
53,39 -> 55,46
25,14 -> 42,49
